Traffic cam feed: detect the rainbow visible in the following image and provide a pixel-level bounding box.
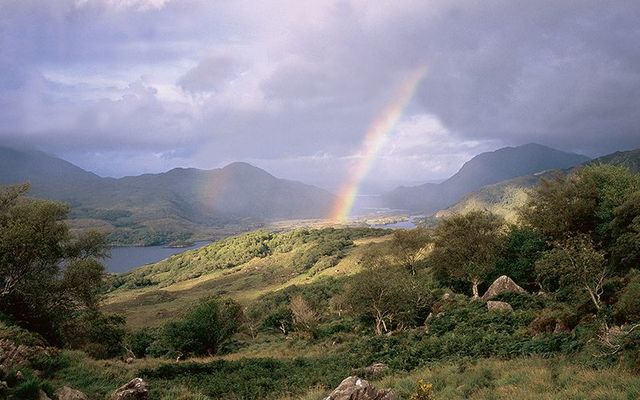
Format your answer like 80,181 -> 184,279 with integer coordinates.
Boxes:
329,65 -> 428,223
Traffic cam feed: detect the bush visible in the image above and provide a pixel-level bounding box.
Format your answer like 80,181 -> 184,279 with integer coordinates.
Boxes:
163,297 -> 242,356
63,311 -> 126,359
614,271 -> 640,323
529,305 -> 577,335
126,330 -> 158,358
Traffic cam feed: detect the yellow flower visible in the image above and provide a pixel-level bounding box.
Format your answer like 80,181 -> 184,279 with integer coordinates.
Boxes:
410,379 -> 434,400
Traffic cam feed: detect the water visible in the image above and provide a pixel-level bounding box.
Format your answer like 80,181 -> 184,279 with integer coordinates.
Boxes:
371,215 -> 425,229
103,241 -> 210,273
372,218 -> 418,229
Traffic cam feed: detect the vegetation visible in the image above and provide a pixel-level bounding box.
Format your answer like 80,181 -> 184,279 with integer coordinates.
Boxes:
0,184 -> 120,350
1,162 -> 640,399
430,211 -> 506,297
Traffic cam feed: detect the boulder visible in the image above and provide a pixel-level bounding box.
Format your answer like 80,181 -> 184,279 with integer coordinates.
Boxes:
38,389 -> 52,400
110,378 -> 149,400
487,301 -> 513,312
324,376 -> 395,400
55,386 -> 89,400
482,275 -> 526,301
0,338 -> 52,375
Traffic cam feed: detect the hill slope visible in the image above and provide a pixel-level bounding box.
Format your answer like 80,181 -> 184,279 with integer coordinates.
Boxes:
429,147 -> 640,224
587,148 -> 640,171
104,227 -> 389,328
383,143 -> 589,213
0,147 -> 335,245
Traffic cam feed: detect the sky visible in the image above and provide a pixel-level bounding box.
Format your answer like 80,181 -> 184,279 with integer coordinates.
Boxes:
1,0 -> 640,192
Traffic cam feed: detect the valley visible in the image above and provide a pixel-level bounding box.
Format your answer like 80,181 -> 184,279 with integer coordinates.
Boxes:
2,145 -> 640,400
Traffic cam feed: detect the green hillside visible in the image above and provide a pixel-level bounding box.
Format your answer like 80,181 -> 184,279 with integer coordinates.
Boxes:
588,148 -> 640,171
104,227 -> 389,328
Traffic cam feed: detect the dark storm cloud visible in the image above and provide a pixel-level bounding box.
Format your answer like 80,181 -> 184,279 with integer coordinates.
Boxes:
0,0 -> 639,183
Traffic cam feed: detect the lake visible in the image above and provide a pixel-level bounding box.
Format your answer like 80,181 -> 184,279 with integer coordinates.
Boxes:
103,241 -> 210,273
371,215 -> 424,229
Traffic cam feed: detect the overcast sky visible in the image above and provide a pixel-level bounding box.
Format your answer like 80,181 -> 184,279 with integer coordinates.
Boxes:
2,0 -> 640,191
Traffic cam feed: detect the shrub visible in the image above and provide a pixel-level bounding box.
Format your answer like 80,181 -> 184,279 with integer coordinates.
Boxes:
63,311 -> 126,359
529,305 -> 577,335
126,329 -> 158,358
163,297 -> 242,356
614,271 -> 640,323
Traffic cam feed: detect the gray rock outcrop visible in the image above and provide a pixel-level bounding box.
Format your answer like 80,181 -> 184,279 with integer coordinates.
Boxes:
0,338 -> 51,375
482,275 -> 526,300
352,363 -> 388,379
110,378 -> 149,400
324,376 -> 395,400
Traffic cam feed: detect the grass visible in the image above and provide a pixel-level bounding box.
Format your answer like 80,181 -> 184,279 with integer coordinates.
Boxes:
16,348 -> 640,400
295,357 -> 640,400
104,231 -> 390,329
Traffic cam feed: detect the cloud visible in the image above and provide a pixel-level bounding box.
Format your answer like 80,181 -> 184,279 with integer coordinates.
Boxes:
179,56 -> 239,93
1,0 -> 639,187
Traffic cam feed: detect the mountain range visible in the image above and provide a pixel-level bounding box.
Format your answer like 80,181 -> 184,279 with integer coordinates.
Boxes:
0,147 -> 334,245
382,143 -> 590,213
3,143 -> 638,245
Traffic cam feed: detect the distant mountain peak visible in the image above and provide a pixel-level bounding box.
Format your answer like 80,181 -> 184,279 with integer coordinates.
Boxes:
383,144 -> 590,214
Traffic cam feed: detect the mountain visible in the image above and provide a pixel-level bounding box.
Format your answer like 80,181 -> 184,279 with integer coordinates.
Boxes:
428,147 -> 640,225
587,148 -> 640,172
427,173 -> 547,225
383,143 -> 590,213
0,147 -> 335,245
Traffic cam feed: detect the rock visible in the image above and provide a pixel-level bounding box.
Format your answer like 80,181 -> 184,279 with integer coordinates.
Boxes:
110,378 -> 149,400
38,389 -> 52,400
553,319 -> 570,333
15,370 -> 24,381
481,275 -> 526,301
487,301 -> 513,312
352,363 -> 388,379
0,338 -> 52,375
324,376 -> 395,400
55,386 -> 89,400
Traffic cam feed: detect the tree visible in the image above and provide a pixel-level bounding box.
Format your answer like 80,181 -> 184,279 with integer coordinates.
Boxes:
610,191 -> 640,273
535,234 -> 607,310
491,227 -> 548,290
164,297 -> 242,356
430,211 -> 506,298
388,228 -> 431,275
344,266 -> 430,335
290,295 -> 317,334
0,184 -> 110,343
520,165 -> 640,244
